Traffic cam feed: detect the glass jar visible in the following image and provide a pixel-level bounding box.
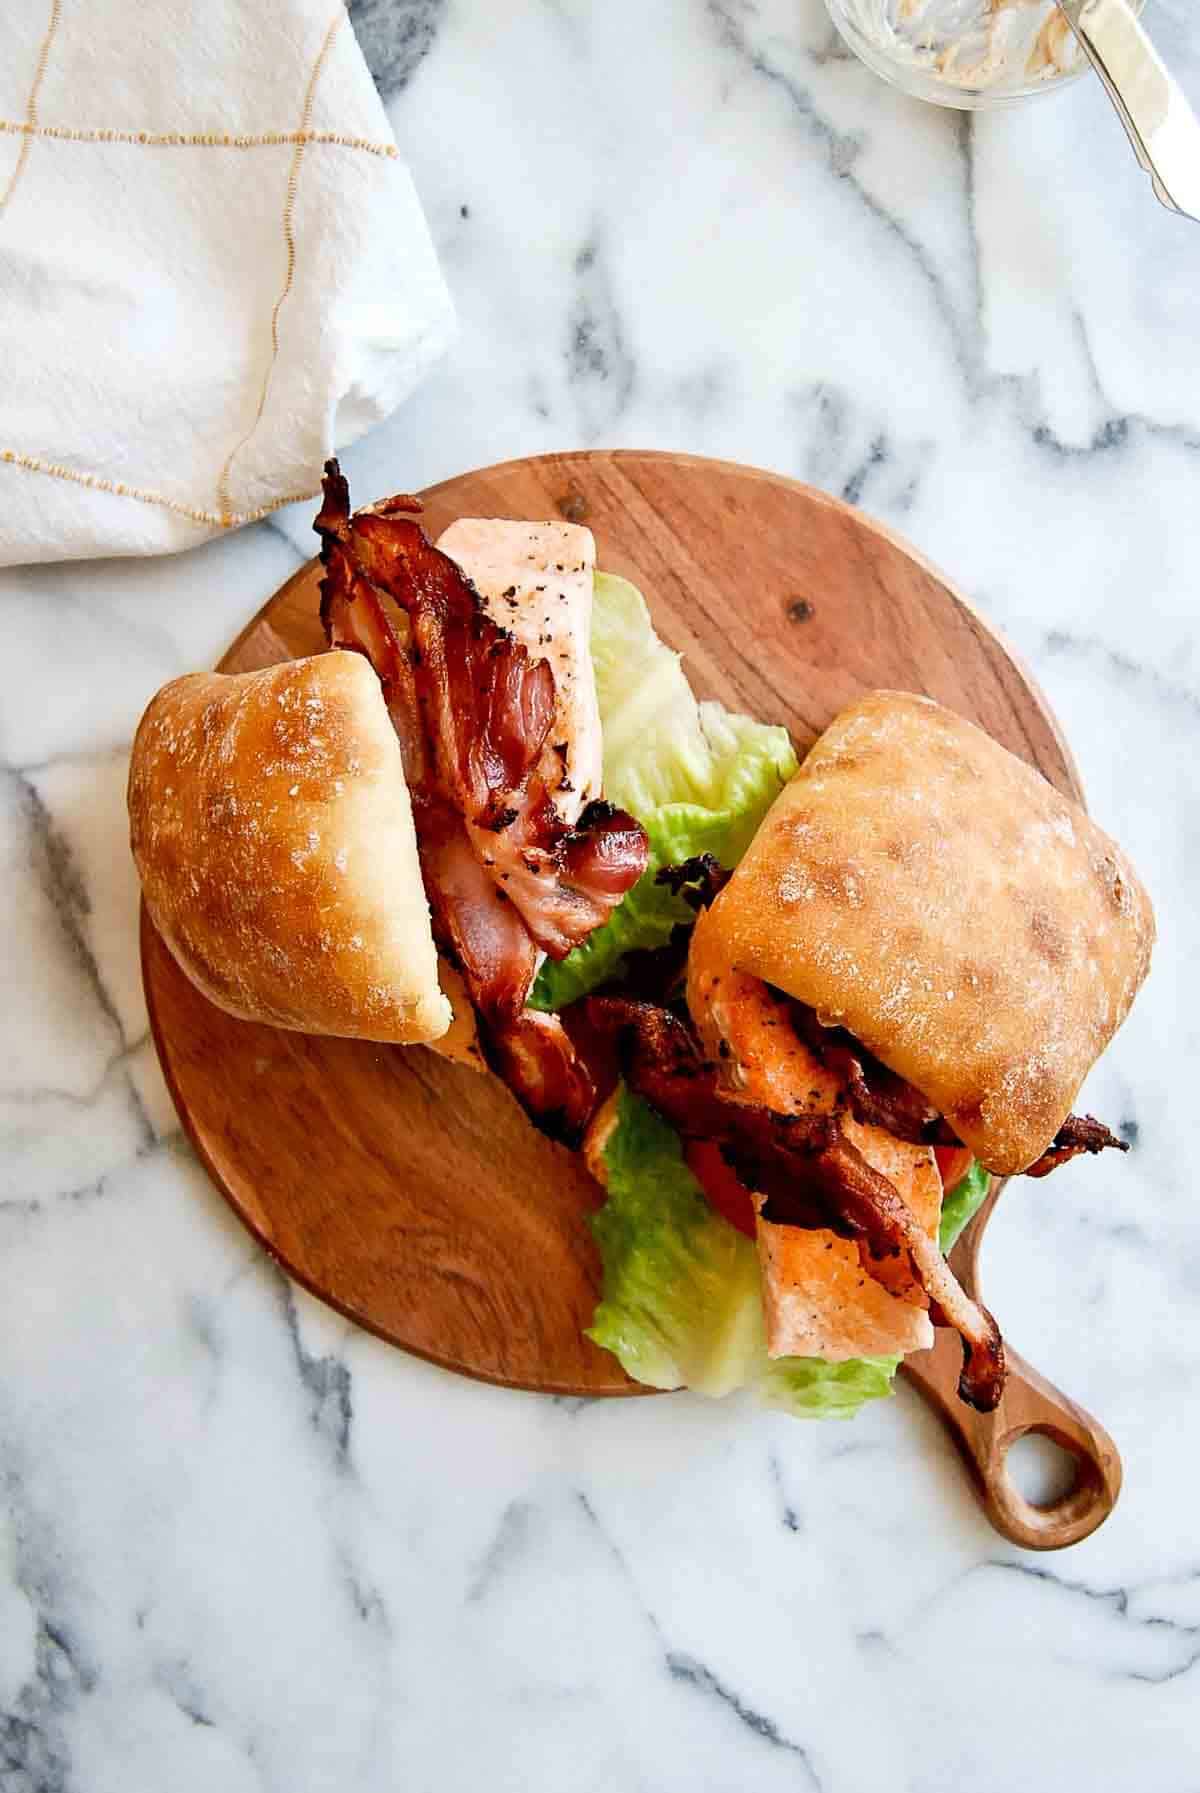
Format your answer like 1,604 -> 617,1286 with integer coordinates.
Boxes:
823,0 -> 1142,109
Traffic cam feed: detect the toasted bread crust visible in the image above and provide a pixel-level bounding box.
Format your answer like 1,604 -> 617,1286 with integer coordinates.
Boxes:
129,653 -> 450,1044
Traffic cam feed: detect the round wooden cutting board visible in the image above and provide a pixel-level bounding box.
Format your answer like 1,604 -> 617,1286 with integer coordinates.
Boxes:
142,450 -> 1121,1547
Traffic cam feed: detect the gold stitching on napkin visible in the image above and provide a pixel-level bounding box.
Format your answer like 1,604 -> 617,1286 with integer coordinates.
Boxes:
0,121 -> 398,158
215,6 -> 344,526
0,0 -> 62,220
0,449 -> 319,529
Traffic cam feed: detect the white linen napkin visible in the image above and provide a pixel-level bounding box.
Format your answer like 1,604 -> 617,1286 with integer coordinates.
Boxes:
0,0 -> 454,565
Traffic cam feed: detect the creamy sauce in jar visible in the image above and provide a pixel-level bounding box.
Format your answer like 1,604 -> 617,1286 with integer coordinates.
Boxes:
842,0 -> 1081,93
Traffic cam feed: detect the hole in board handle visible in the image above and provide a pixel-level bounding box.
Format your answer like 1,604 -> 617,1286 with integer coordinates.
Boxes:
1003,1429 -> 1082,1510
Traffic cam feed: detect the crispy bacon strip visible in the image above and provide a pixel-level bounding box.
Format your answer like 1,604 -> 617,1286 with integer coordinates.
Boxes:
320,540 -> 589,1127
1025,1114 -> 1128,1178
318,496 -> 541,1025
316,468 -> 647,958
484,1009 -> 599,1143
584,996 -> 1006,1411
347,508 -> 555,808
312,458 -> 355,542
790,1000 -> 1126,1180
414,797 -> 539,1020
315,462 -> 638,1143
320,534 -> 426,785
656,853 -> 732,912
788,1002 -> 956,1145
488,796 -> 649,960
318,465 -> 558,801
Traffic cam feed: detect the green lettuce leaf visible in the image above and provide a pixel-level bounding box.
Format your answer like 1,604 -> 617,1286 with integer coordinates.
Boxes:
588,1087 -> 764,1395
758,1353 -> 902,1419
938,1158 -> 991,1254
529,573 -> 797,1011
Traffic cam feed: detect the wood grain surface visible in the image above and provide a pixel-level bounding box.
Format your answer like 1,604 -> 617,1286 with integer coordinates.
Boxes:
141,449 -> 1117,1546
902,1180 -> 1122,1549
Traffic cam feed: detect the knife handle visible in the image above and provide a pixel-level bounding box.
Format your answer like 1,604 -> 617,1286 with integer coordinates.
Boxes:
1059,0 -> 1200,222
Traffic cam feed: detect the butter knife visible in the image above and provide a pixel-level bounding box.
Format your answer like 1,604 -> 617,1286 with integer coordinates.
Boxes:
1056,0 -> 1200,222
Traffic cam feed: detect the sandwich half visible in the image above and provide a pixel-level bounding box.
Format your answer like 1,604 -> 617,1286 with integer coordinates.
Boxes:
531,687 -> 1151,1412
663,691 -> 1153,1404
131,464 -> 651,1128
129,649 -> 451,1045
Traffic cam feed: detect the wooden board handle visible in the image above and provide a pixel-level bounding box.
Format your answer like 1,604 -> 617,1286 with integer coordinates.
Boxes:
899,1183 -> 1122,1551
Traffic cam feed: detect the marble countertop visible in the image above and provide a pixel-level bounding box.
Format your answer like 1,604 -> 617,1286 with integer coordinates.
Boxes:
4,2 -> 1199,1787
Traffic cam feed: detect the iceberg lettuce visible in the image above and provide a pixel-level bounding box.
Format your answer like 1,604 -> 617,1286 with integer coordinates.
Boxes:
529,574 -> 797,1011
759,1353 -> 902,1419
588,1087 -> 764,1396
938,1158 -> 991,1255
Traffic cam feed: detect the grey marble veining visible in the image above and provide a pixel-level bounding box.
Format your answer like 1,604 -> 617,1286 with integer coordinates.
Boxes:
3,2 -> 1200,1789
348,0 -> 446,99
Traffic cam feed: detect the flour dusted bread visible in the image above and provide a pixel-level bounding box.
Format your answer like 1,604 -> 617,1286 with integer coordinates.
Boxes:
699,691 -> 1154,1175
129,653 -> 451,1044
